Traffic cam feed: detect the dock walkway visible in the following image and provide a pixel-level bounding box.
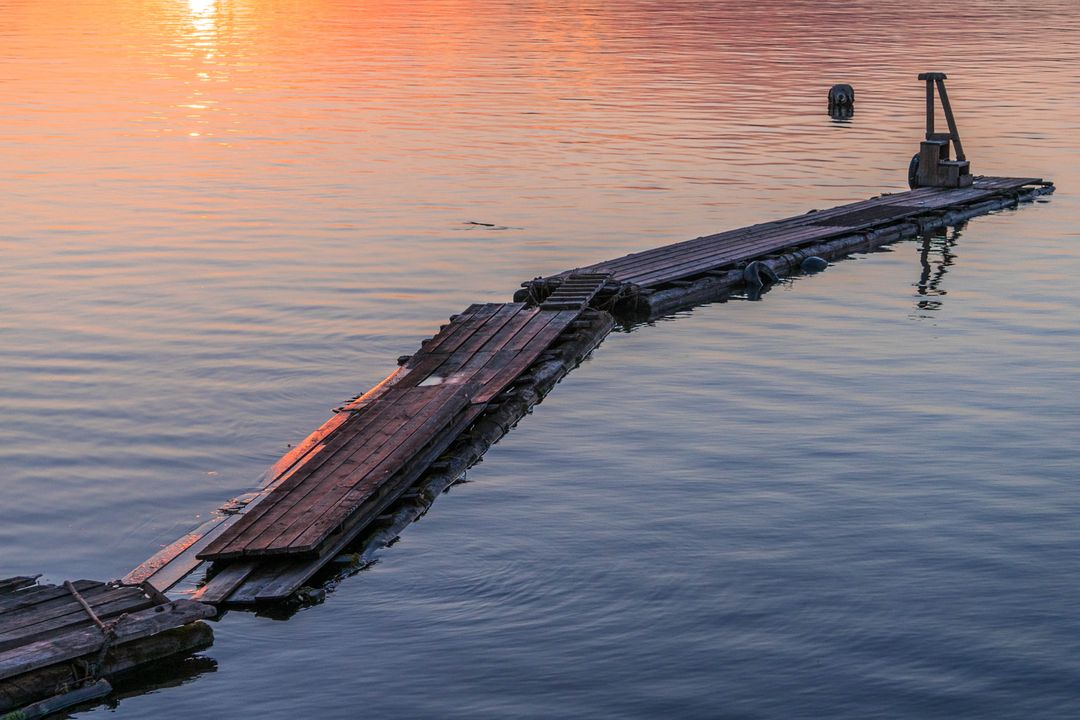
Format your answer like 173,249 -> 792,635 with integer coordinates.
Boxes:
519,176 -> 1052,314
132,175 -> 1053,608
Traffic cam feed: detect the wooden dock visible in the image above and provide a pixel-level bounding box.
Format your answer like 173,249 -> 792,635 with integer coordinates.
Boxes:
518,176 -> 1054,316
2,171 -> 1054,716
0,576 -> 213,714
125,175 -> 1053,611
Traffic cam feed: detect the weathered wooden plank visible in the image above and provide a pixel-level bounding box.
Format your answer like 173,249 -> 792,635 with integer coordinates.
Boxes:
0,581 -> 101,615
588,178 -> 1020,274
0,578 -> 39,594
579,189 -> 941,276
279,382 -> 484,555
403,305 -> 485,359
197,305 -> 525,561
2,678 -> 112,719
198,390 -> 422,559
395,351 -> 452,388
0,600 -> 214,681
248,405 -> 489,602
123,516 -> 229,589
0,589 -> 156,653
228,309 -> 613,603
424,303 -> 503,354
201,304 -> 542,561
173,365 -> 412,571
607,194 -> 989,286
258,308 -> 552,557
191,562 -> 256,605
215,383 -> 465,558
0,623 -> 212,713
213,405 -> 488,605
0,585 -> 141,635
247,379 -> 479,556
472,310 -> 581,404
0,586 -> 116,630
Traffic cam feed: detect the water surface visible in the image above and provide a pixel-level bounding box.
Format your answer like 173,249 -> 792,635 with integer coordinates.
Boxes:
1,1 -> 1078,718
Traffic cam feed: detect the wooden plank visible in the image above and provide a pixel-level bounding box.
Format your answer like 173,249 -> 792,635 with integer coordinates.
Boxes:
279,382 -> 484,554
131,365 -> 415,586
607,195 -> 983,286
191,562 -> 256,604
252,307 -> 545,557
472,310 -> 581,404
198,306 -> 521,561
124,516 -> 230,588
403,304 -> 487,357
0,586 -> 115,629
248,380 -> 478,556
394,351 -> 452,388
0,589 -> 156,653
613,190 -> 998,287
0,624 -> 211,713
213,382 -> 465,558
248,405 -> 489,602
0,585 -> 138,635
0,581 -> 101,615
203,304 -> 536,560
198,389 -> 423,559
0,600 -> 214,681
424,303 -> 503,354
133,515 -> 246,593
578,189 -> 943,276
0,578 -> 39,594
3,678 -> 112,719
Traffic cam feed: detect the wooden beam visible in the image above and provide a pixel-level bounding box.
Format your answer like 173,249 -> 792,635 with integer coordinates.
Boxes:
0,601 -> 214,681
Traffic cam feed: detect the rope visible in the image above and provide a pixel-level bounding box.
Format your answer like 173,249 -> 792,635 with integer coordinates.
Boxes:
64,581 -> 127,681
64,581 -> 106,633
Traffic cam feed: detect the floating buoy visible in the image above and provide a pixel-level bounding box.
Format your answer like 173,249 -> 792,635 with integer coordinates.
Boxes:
908,153 -> 921,189
743,261 -> 780,299
828,83 -> 855,107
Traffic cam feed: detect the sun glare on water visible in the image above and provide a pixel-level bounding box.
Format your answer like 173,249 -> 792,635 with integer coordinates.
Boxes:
187,0 -> 216,15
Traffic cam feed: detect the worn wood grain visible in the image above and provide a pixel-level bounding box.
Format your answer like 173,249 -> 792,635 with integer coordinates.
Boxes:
0,601 -> 214,681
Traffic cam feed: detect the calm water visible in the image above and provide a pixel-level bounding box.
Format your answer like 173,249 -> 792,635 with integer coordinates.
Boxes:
2,1 -> 1079,717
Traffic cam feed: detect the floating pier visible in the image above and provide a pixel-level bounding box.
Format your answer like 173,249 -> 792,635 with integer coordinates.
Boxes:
518,177 -> 1053,317
123,173 -> 1053,612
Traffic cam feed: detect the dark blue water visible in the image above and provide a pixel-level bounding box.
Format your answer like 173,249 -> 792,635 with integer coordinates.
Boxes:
1,1 -> 1078,717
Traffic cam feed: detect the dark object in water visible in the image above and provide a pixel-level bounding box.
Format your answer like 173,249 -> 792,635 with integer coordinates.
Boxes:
908,153 -> 921,189
828,83 -> 855,107
801,256 -> 829,273
743,261 -> 780,300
